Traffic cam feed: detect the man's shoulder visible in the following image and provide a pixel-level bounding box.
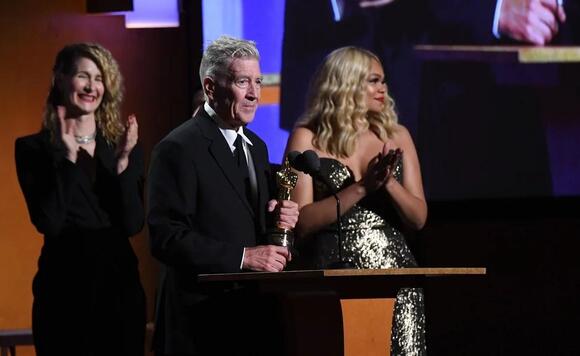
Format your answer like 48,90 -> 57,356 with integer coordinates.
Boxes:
158,116 -> 206,145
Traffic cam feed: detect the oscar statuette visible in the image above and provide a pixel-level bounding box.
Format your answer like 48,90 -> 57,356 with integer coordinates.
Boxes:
267,157 -> 298,248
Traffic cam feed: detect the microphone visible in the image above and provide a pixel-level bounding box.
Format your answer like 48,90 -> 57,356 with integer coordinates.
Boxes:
286,151 -> 302,171
299,150 -> 321,175
289,150 -> 338,191
288,150 -> 353,269
287,150 -> 319,176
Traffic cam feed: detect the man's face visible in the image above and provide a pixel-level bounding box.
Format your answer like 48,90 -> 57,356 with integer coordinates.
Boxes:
207,58 -> 262,129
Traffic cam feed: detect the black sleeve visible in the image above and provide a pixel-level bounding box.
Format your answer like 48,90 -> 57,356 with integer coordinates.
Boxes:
15,136 -> 81,236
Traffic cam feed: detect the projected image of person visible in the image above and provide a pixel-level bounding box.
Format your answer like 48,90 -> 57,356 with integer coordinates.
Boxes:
281,0 -> 580,200
281,0 -> 576,131
15,43 -> 145,355
286,47 -> 427,355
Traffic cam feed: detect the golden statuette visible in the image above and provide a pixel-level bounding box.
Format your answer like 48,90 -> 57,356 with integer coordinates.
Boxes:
267,157 -> 298,248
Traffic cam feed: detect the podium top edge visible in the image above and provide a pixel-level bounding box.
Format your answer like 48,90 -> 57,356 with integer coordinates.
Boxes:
198,267 -> 486,282
322,267 -> 486,276
414,45 -> 580,63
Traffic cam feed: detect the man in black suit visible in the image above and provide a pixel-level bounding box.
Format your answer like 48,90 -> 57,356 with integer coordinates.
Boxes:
147,35 -> 299,356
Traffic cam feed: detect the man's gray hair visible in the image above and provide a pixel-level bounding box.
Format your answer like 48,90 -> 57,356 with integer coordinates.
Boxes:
199,35 -> 260,85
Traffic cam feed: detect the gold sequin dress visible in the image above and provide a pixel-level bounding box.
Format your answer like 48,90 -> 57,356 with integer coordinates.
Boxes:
301,157 -> 426,356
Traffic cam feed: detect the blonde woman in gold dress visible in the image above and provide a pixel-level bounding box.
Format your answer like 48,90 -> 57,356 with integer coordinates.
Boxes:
286,46 -> 427,355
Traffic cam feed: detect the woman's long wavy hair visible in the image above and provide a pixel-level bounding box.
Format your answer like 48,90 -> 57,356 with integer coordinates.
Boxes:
42,43 -> 124,145
297,47 -> 398,158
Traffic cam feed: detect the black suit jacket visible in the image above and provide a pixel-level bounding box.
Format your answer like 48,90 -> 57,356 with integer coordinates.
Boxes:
147,108 -> 275,354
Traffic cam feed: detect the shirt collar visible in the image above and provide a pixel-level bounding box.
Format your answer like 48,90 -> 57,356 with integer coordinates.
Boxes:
204,102 -> 253,151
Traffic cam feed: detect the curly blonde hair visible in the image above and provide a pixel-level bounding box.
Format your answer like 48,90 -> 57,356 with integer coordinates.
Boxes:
42,43 -> 124,145
297,47 -> 398,158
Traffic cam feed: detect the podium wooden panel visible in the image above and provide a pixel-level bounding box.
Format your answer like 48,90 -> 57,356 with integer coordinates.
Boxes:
199,268 -> 485,356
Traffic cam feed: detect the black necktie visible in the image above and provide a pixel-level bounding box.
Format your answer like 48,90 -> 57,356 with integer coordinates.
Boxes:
234,134 -> 254,209
234,134 -> 248,171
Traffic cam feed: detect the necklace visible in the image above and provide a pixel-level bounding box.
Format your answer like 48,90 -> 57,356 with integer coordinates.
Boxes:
74,131 -> 97,145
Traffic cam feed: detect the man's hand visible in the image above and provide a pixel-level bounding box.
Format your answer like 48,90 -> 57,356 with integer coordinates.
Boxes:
242,245 -> 291,272
499,0 -> 566,45
267,199 -> 299,230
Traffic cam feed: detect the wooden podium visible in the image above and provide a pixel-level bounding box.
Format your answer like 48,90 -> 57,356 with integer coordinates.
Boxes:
199,267 -> 485,356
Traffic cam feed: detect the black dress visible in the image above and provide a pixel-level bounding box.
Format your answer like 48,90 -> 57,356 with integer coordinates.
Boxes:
299,157 -> 426,355
15,130 -> 145,356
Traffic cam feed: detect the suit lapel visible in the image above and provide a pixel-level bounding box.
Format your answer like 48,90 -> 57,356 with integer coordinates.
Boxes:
197,111 -> 256,217
247,139 -> 269,233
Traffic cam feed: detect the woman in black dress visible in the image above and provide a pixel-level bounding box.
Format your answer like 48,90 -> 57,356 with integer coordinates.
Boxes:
15,43 -> 145,356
